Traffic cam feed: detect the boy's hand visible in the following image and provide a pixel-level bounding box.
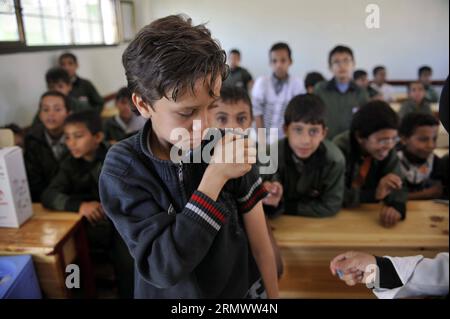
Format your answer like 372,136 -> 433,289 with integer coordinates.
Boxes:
209,133 -> 256,180
330,251 -> 377,286
376,173 -> 402,200
379,206 -> 402,228
262,181 -> 283,207
79,201 -> 106,224
199,134 -> 256,201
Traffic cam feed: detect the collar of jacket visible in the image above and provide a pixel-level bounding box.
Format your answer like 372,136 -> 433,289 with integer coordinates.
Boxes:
325,77 -> 359,93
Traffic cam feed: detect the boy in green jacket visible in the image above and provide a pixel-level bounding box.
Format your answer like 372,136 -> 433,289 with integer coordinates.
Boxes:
263,94 -> 346,217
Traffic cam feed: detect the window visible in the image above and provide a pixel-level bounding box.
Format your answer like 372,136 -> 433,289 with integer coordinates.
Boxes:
0,0 -> 22,43
0,0 -> 120,51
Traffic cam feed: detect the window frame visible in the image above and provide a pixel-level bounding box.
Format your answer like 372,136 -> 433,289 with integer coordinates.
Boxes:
0,0 -> 122,54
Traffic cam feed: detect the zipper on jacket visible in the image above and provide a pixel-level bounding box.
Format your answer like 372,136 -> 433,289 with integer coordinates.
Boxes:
177,162 -> 187,204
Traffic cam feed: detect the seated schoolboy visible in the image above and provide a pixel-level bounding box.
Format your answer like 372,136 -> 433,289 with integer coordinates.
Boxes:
314,45 -> 369,140
370,66 -> 395,102
353,69 -> 382,99
208,85 -> 284,277
399,81 -> 433,119
41,110 -> 134,298
59,52 -> 104,112
398,113 -> 444,199
333,101 -> 408,228
103,87 -> 146,143
24,91 -> 70,202
98,15 -> 279,299
304,72 -> 325,94
262,94 -> 345,217
32,68 -> 91,127
418,66 -> 439,103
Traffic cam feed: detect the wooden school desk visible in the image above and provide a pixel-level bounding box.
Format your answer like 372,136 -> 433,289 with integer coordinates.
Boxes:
0,204 -> 95,298
270,200 -> 449,298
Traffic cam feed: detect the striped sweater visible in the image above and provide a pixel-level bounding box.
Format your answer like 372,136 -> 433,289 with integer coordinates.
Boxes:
99,120 -> 267,298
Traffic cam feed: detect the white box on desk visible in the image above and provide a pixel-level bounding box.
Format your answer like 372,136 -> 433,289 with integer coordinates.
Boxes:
0,147 -> 32,228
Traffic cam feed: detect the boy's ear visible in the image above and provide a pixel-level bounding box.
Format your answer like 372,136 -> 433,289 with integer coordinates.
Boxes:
95,131 -> 105,143
132,93 -> 153,119
283,124 -> 288,135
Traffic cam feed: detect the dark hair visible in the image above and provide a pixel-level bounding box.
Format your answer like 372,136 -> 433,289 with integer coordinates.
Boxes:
2,123 -> 23,136
372,65 -> 386,77
353,69 -> 368,80
59,52 -> 78,64
399,113 -> 439,138
229,49 -> 241,56
115,87 -> 131,102
270,42 -> 292,60
328,45 -> 353,66
39,91 -> 71,111
64,110 -> 102,135
45,67 -> 71,85
219,86 -> 252,117
122,14 -> 227,108
351,101 -> 399,139
418,65 -> 432,77
284,94 -> 326,127
304,72 -> 325,89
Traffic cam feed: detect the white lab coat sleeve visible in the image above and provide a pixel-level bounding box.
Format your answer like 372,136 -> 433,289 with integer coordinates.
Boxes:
373,253 -> 449,299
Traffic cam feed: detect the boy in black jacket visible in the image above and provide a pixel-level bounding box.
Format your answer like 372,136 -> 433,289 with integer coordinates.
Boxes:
99,15 -> 278,299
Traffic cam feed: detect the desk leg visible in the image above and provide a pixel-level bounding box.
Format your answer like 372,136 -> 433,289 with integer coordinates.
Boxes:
75,223 -> 97,298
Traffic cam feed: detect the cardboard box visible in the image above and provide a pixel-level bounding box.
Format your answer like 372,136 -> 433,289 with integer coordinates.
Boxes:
0,147 -> 32,228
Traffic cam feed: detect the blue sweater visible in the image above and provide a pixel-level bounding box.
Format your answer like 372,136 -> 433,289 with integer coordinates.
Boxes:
99,120 -> 267,298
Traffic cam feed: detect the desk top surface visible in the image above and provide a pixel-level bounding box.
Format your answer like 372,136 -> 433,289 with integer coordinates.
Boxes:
270,201 -> 449,249
0,204 -> 82,255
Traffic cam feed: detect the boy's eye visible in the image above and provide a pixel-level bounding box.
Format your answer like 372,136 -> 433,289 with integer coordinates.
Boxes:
217,116 -> 227,124
237,116 -> 247,124
294,128 -> 303,134
309,128 -> 320,136
178,109 -> 196,117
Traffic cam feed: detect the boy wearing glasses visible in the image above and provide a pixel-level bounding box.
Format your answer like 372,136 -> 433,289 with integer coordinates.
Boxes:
333,101 -> 408,228
314,45 -> 369,140
262,94 -> 346,218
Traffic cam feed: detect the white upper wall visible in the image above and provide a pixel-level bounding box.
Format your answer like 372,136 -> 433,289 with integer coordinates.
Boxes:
147,0 -> 449,80
0,0 -> 448,126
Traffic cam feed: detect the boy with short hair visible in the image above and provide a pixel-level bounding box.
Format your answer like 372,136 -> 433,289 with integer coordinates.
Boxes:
314,45 -> 369,140
99,15 -> 278,299
208,85 -> 284,277
263,94 -> 345,217
333,101 -> 408,228
59,52 -> 104,112
370,66 -> 395,102
353,69 -> 381,99
41,110 -> 134,298
252,42 -> 303,144
418,66 -> 439,103
398,113 -> 444,199
103,87 -> 146,143
399,81 -> 432,119
304,72 -> 325,94
208,86 -> 253,130
25,91 -> 70,202
222,49 -> 253,93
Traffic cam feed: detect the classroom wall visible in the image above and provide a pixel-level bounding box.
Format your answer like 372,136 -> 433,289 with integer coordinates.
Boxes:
1,0 -> 449,126
145,0 -> 449,81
